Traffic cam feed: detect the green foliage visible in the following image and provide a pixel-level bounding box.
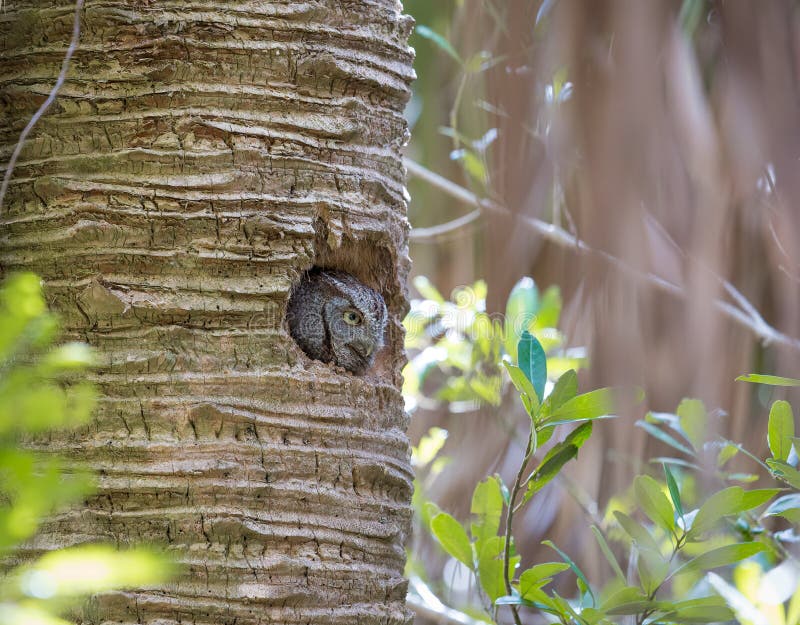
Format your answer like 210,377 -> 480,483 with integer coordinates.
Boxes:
412,321 -> 800,624
423,334 -> 628,622
403,276 -> 582,412
0,273 -> 173,625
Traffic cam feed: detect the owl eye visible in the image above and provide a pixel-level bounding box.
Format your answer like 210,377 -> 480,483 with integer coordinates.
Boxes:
343,309 -> 363,326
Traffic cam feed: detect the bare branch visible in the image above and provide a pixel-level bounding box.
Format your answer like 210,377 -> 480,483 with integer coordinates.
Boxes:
406,158 -> 800,353
0,0 -> 85,211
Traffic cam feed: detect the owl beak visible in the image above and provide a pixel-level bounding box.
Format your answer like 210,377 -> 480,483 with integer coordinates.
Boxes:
350,340 -> 373,359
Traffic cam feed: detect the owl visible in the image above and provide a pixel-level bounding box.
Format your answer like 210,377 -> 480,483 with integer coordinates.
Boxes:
286,269 -> 388,375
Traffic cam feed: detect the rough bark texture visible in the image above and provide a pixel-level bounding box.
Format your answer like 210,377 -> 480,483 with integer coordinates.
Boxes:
0,2 -> 415,623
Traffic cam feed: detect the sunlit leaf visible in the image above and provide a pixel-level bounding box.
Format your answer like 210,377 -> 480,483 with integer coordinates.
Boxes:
529,287 -> 562,335
634,475 -> 675,533
688,487 -> 778,540
671,543 -> 766,579
15,546 -> 174,597
768,400 -> 795,462
678,398 -> 707,451
638,548 -> 669,595
716,444 -> 739,468
504,278 -> 539,361
525,444 -> 578,500
737,374 -> 800,387
544,369 -> 577,417
664,464 -> 684,518
659,592 -> 737,624
547,386 -> 641,425
599,586 -> 651,615
430,513 -> 473,568
412,275 -> 445,304
503,362 -> 539,415
613,511 -> 660,554
518,562 -> 569,603
767,459 -> 800,489
470,476 -> 503,549
412,428 -> 448,468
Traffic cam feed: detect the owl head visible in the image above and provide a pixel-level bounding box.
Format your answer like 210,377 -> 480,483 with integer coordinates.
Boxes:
287,269 -> 388,375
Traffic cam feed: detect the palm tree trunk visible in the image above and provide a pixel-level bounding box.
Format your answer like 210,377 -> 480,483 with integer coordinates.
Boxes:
0,2 -> 415,623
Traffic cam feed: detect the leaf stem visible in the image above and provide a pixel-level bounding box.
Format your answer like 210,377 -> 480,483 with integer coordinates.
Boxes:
503,425 -> 537,625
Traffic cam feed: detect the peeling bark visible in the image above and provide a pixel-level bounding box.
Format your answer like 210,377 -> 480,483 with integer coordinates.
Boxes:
1,2 -> 415,623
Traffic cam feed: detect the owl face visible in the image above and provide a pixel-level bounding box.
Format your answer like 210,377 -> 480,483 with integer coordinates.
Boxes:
323,290 -> 387,375
286,269 -> 388,375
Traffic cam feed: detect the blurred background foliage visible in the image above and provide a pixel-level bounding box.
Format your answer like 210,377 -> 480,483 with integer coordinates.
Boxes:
402,0 -> 800,623
0,274 -> 173,625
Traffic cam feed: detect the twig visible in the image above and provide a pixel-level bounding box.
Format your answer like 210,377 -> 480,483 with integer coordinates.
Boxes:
0,0 -> 85,211
502,428 -> 537,625
406,158 -> 800,353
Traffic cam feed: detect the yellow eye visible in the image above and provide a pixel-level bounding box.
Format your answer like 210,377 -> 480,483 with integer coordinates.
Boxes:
343,310 -> 362,326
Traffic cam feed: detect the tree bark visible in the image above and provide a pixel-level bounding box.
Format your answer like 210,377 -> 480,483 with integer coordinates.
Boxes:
0,2 -> 415,623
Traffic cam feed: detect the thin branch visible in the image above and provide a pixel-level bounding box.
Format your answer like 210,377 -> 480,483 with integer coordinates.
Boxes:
0,0 -> 85,211
502,427 -> 537,625
406,158 -> 800,353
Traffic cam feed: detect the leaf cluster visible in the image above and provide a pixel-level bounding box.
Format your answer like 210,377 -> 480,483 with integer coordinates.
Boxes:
0,274 -> 173,625
417,331 -> 800,625
403,276 -> 581,411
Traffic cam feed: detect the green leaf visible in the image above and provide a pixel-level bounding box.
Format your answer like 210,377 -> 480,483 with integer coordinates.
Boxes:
659,595 -> 736,623
664,464 -> 684,518
637,548 -> 669,595
768,400 -> 795,461
600,586 -> 652,615
504,362 -> 539,416
531,285 -> 562,330
564,421 -> 594,449
504,278 -> 539,361
478,539 -> 518,603
688,487 -> 777,540
670,542 -> 766,579
430,512 -> 473,567
545,369 -> 578,417
414,25 -> 462,64
737,373 -> 800,387
634,475 -> 675,533
716,444 -> 739,468
547,386 -> 640,425
470,476 -> 503,549
518,562 -> 570,599
542,540 -> 595,607
767,459 -> 800,489
517,331 -> 546,403
677,398 -> 707,451
636,420 -> 694,455
411,275 -> 445,304
613,511 -> 660,554
17,546 -> 174,597
412,427 -> 448,467
525,444 -> 578,500
764,493 -> 800,523
591,526 -> 626,584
